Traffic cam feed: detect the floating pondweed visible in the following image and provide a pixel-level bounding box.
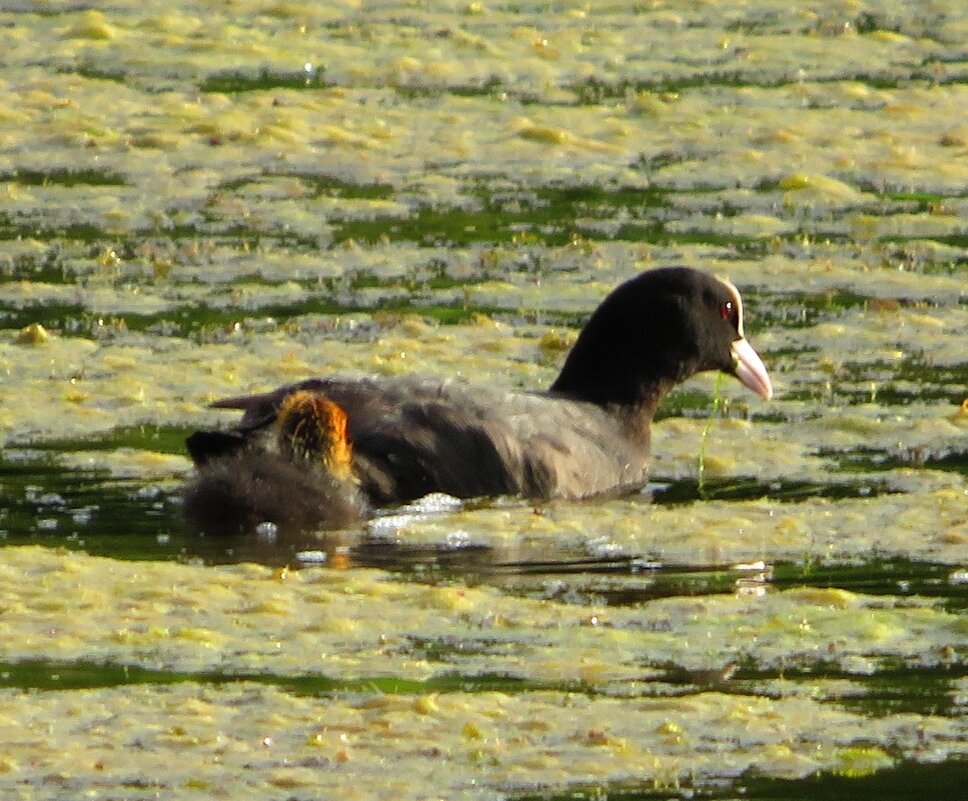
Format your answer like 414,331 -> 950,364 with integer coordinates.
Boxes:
1,3 -> 967,800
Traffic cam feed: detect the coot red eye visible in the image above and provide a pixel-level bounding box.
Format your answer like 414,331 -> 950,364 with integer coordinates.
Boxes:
720,301 -> 734,321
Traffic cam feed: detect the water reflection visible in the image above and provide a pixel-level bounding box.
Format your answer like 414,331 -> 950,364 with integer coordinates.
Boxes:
180,513 -> 773,606
5,456 -> 964,612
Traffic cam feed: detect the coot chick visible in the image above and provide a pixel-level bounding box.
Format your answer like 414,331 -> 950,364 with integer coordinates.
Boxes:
184,267 -> 772,531
183,391 -> 366,532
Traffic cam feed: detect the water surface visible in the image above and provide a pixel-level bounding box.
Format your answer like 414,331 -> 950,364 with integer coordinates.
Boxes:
0,2 -> 966,799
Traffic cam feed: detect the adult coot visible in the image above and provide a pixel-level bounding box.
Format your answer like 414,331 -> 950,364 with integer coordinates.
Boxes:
184,267 -> 772,531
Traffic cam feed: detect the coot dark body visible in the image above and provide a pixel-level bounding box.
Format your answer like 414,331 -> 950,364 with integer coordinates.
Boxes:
185,267 -> 772,530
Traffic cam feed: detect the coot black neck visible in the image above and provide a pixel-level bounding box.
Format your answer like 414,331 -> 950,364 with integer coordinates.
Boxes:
549,278 -> 696,413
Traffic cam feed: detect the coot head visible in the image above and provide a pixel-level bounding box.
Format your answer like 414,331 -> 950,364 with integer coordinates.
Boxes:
550,266 -> 772,407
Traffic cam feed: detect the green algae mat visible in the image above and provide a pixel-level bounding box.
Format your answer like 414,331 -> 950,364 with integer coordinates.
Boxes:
0,2 -> 966,799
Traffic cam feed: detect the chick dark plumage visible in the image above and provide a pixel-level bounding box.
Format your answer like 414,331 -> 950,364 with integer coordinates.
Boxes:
184,390 -> 364,533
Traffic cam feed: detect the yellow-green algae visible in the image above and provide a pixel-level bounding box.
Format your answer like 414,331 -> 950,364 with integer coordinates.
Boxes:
0,547 -> 965,798
0,684 -> 961,800
1,547 -> 963,679
1,1 -> 967,799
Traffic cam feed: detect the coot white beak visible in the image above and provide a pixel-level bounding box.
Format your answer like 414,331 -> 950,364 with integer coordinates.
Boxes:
731,337 -> 773,400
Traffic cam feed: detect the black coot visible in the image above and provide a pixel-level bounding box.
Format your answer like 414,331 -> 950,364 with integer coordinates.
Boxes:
184,267 -> 773,531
